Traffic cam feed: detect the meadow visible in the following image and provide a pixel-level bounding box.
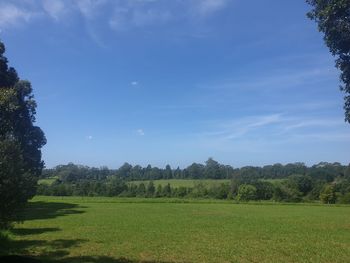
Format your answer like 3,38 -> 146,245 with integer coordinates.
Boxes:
1,196 -> 350,262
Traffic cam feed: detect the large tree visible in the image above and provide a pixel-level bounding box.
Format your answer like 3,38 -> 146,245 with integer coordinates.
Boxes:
306,0 -> 350,123
0,40 -> 46,228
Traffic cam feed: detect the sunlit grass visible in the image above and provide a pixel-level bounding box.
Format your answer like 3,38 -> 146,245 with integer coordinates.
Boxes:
2,196 -> 350,262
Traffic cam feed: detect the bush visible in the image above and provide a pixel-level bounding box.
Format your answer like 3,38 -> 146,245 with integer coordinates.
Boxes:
320,184 -> 337,204
237,184 -> 257,201
338,193 -> 350,204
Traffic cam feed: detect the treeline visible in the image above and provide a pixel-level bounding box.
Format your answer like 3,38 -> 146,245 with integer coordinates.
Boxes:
38,159 -> 350,204
37,174 -> 350,204
42,158 -> 349,183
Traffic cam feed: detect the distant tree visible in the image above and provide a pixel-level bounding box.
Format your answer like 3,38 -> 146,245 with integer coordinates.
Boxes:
173,167 -> 182,179
107,177 -> 127,196
0,40 -> 46,228
143,164 -> 152,180
155,184 -> 163,197
118,163 -> 133,179
252,181 -> 275,200
345,164 -> 350,179
130,165 -> 143,180
236,184 -> 257,201
146,181 -> 155,197
164,164 -> 173,179
187,163 -> 205,179
204,158 -> 221,179
320,184 -> 337,204
175,186 -> 187,197
287,175 -> 313,195
137,183 -> 146,197
273,182 -> 302,202
162,183 -> 172,197
307,180 -> 326,200
338,192 -> 350,204
150,167 -> 162,180
307,0 -> 350,122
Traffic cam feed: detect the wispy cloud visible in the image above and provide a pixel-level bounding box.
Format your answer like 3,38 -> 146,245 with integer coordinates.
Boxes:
0,3 -> 37,29
76,0 -> 104,19
86,135 -> 93,140
136,129 -> 145,136
0,1 -> 229,39
131,81 -> 138,86
42,0 -> 66,21
196,113 -> 349,143
201,113 -> 284,140
193,0 -> 229,17
199,67 -> 337,92
284,119 -> 344,131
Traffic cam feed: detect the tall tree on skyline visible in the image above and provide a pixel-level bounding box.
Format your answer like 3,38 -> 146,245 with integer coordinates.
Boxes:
306,0 -> 350,123
0,40 -> 46,228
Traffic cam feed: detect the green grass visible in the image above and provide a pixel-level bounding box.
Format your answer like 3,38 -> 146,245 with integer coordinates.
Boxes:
260,178 -> 286,185
129,179 -> 231,187
38,177 -> 58,185
2,196 -> 350,263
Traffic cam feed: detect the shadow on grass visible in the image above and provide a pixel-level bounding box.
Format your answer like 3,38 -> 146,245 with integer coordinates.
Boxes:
11,228 -> 60,236
0,255 -> 180,263
0,201 -> 181,263
18,201 -> 85,221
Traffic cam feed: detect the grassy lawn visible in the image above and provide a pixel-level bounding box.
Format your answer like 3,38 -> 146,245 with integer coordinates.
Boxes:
1,196 -> 350,262
38,177 -> 59,186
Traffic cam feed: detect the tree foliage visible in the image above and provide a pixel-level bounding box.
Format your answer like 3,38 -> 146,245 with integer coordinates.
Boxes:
307,0 -> 350,122
0,40 -> 46,228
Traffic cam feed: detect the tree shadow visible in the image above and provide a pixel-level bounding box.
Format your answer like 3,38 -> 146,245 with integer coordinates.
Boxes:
11,228 -> 60,236
0,255 -> 182,263
0,201 -> 186,263
18,202 -> 85,221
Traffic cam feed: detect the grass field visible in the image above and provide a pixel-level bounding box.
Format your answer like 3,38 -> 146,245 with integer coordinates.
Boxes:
38,177 -> 58,185
1,196 -> 350,263
129,179 -> 231,187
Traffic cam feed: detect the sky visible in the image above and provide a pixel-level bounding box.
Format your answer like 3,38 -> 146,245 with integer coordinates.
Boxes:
0,0 -> 349,168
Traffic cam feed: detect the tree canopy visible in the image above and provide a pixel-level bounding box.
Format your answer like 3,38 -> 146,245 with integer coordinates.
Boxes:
306,0 -> 350,122
0,40 -> 46,228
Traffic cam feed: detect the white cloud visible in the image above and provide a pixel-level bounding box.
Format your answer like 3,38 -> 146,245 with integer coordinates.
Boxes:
131,81 -> 138,86
131,8 -> 172,27
109,5 -> 173,31
76,0 -> 107,19
199,67 -> 336,92
194,0 -> 229,16
42,0 -> 66,21
195,113 -> 350,146
0,1 -> 229,39
284,119 -> 344,131
223,113 -> 283,139
136,129 -> 145,136
0,3 -> 36,28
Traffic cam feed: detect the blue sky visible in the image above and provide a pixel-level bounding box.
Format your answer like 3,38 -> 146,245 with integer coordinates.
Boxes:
1,0 -> 349,168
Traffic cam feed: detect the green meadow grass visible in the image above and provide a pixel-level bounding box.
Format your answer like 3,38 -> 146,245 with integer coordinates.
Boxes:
38,177 -> 58,185
1,196 -> 350,263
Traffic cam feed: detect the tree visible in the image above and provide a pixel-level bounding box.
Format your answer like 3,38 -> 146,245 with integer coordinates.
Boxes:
164,164 -> 173,179
204,158 -> 221,179
187,163 -> 204,179
0,40 -> 46,228
287,174 -> 313,195
162,183 -> 171,197
236,184 -> 257,201
146,181 -> 155,197
320,184 -> 337,204
307,0 -> 350,122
